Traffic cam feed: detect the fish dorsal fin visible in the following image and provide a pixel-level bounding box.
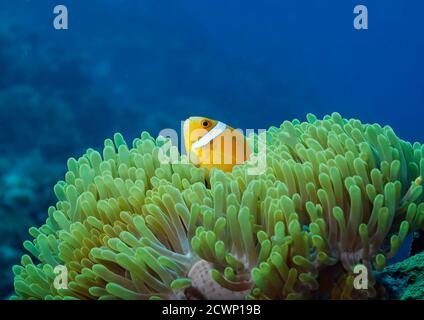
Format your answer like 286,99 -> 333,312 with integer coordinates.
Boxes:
192,121 -> 227,150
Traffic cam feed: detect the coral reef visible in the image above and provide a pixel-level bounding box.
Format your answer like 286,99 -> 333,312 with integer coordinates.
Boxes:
376,251 -> 424,299
0,27 -> 144,160
0,85 -> 82,158
0,153 -> 63,298
0,25 -> 145,298
0,246 -> 20,299
0,153 -> 63,243
11,113 -> 424,300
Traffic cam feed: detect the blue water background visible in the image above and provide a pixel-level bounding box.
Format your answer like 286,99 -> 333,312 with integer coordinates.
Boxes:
2,0 -> 423,138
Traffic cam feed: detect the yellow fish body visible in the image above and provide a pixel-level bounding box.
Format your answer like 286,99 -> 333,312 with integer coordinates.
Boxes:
183,117 -> 251,172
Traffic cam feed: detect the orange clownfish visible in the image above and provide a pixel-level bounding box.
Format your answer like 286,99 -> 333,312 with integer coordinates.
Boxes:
183,117 -> 252,172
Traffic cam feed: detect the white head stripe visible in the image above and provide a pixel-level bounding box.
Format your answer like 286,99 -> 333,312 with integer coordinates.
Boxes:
192,121 -> 227,150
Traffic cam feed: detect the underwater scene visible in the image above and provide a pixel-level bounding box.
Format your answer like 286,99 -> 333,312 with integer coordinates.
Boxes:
0,0 -> 424,301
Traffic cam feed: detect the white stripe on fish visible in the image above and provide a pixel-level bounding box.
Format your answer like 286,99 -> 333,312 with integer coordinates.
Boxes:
191,121 -> 227,150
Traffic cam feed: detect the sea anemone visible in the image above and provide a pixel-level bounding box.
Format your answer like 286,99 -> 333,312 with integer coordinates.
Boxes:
12,113 -> 424,300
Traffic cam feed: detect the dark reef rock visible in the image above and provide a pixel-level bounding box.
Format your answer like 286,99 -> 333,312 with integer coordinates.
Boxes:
376,252 -> 424,300
0,245 -> 20,299
410,231 -> 424,256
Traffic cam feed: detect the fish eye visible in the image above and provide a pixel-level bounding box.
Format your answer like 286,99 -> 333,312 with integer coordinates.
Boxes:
201,120 -> 210,128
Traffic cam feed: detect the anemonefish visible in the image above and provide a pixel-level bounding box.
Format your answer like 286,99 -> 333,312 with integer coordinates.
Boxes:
183,117 -> 251,172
